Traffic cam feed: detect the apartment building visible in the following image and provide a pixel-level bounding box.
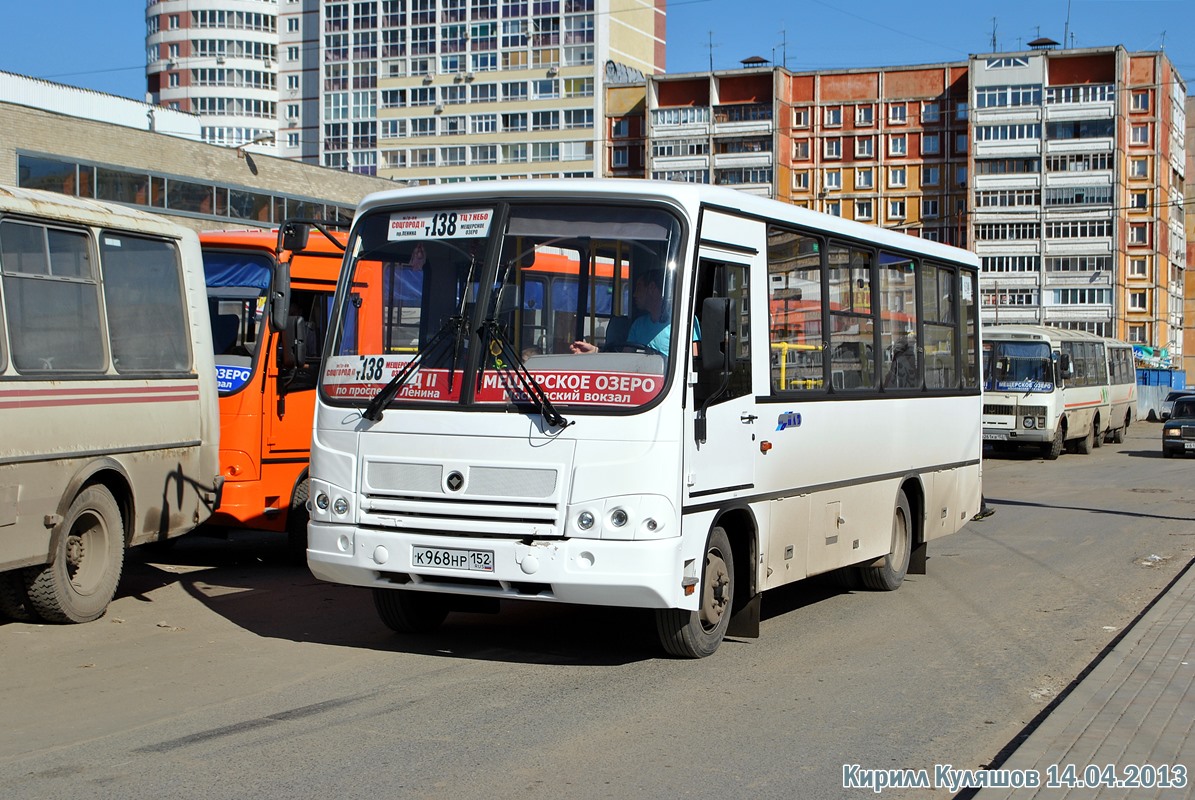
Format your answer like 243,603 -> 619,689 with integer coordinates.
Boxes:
614,46 -> 1186,357
278,0 -> 663,178
146,0 -> 280,149
969,46 -> 1186,348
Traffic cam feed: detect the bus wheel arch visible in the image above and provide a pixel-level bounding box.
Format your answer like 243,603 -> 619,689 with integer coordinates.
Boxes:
1090,414 -> 1102,449
25,482 -> 126,623
50,460 -> 135,555
286,471 -> 311,562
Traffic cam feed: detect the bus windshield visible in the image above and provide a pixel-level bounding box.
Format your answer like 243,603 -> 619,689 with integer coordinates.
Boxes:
323,202 -> 685,413
984,340 -> 1054,392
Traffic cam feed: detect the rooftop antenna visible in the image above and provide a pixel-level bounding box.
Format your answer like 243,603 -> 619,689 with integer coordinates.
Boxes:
1160,30 -> 1166,50
706,31 -> 719,72
1064,0 -> 1071,48
780,28 -> 788,69
990,18 -> 998,51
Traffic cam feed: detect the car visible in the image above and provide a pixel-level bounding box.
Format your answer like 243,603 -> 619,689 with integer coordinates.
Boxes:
1161,398 -> 1195,457
1159,389 -> 1195,421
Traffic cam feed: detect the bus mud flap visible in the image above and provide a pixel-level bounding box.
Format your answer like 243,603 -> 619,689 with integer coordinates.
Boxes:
726,593 -> 761,638
909,541 -> 927,575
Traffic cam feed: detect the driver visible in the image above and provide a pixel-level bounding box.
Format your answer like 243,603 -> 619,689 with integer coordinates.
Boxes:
570,269 -> 671,356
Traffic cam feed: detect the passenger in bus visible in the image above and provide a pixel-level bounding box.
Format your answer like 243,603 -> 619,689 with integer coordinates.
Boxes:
570,269 -> 672,356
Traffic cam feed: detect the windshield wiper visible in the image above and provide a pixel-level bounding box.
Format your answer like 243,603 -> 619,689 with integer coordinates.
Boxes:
362,316 -> 463,421
478,319 -> 571,430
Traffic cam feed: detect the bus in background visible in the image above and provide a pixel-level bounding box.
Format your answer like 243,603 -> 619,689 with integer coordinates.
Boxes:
304,180 -> 982,658
0,186 -> 220,623
201,223 -> 347,554
982,324 -> 1134,459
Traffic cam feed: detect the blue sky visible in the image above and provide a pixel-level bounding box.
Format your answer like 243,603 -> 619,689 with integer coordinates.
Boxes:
0,1 -> 1192,100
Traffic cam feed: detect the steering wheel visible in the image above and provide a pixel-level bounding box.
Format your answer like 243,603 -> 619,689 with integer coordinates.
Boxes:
621,342 -> 662,356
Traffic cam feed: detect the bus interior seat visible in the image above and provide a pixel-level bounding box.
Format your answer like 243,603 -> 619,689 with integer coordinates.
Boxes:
212,313 -> 240,355
602,316 -> 631,351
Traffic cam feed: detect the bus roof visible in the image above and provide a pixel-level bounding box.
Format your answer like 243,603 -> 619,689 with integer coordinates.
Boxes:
0,184 -> 189,239
353,178 -> 980,268
200,227 -> 349,255
984,324 -> 1131,347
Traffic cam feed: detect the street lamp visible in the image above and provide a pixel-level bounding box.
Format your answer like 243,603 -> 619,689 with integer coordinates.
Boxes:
235,132 -> 276,159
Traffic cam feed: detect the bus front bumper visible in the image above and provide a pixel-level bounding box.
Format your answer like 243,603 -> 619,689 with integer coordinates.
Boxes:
306,521 -> 690,610
983,427 -> 1050,444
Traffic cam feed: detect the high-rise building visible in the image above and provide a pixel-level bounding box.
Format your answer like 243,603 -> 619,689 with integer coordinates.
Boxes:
146,0 -> 280,149
276,0 -> 664,178
610,45 -> 1186,357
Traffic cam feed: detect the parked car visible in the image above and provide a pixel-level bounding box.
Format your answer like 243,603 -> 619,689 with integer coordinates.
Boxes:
1161,398 -> 1195,457
1160,390 -> 1195,421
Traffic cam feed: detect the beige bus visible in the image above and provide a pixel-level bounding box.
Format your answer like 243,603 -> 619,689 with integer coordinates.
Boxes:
0,186 -> 221,623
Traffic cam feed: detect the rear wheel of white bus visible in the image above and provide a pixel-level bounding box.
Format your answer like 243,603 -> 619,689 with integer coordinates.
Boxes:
655,526 -> 734,658
857,490 -> 912,592
24,485 -> 125,624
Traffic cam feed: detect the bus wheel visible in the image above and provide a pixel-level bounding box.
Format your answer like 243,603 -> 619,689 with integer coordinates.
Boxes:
0,570 -> 38,622
858,491 -> 912,592
285,478 -> 310,564
1091,416 -> 1102,448
1043,428 -> 1063,460
1075,425 -> 1095,455
24,486 -> 125,624
373,589 -> 449,634
655,526 -> 734,658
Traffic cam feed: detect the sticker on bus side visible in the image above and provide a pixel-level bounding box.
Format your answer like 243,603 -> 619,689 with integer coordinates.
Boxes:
387,209 -> 493,241
216,364 -> 253,393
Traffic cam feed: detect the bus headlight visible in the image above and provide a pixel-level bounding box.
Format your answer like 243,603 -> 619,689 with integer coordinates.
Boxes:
1022,416 -> 1036,429
577,511 -> 595,530
333,497 -> 349,515
610,508 -> 628,528
315,493 -> 330,510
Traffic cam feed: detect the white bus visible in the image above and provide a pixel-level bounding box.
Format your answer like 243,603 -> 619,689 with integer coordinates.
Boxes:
982,324 -> 1136,459
0,186 -> 221,623
306,180 -> 983,657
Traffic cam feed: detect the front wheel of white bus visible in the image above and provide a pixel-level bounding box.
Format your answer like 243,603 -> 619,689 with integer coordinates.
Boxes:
25,485 -> 125,624
655,526 -> 734,658
857,491 -> 912,592
373,589 -> 450,634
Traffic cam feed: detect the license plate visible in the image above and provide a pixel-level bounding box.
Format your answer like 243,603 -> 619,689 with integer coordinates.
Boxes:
983,432 -> 1009,441
1184,442 -> 1195,450
411,545 -> 494,572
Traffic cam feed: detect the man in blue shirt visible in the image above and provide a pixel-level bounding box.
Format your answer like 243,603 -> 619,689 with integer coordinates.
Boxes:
571,270 -> 674,356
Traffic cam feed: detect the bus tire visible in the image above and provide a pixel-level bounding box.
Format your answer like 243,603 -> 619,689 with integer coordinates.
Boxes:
1075,424 -> 1094,455
373,589 -> 449,634
1091,416 -> 1102,448
1043,428 -> 1063,460
858,490 -> 912,592
24,485 -> 125,624
285,478 -> 310,564
655,526 -> 734,658
0,570 -> 38,622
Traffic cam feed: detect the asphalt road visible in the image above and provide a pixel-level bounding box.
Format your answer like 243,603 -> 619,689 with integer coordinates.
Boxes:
1,421 -> 1192,800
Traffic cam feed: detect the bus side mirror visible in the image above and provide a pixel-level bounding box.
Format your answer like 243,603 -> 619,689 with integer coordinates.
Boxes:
279,220 -> 311,253
698,297 -> 731,373
269,261 -> 291,337
995,357 -> 1009,378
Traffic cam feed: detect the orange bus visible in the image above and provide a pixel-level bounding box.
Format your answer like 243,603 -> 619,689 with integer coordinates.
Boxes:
202,224 -> 347,553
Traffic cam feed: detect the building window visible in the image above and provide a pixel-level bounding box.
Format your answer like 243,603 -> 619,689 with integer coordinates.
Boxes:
1127,324 -> 1146,343
887,199 -> 906,220
286,103 -> 299,120
1129,290 -> 1147,310
824,106 -> 842,127
611,118 -> 629,138
856,168 -> 873,189
1130,190 -> 1149,210
1129,256 -> 1149,278
923,199 -> 939,218
955,133 -> 967,153
824,138 -> 842,159
855,199 -> 873,220
1131,90 -> 1150,112
793,107 -> 810,128
1131,124 -> 1150,145
824,170 -> 841,191
825,200 -> 841,217
1129,222 -> 1149,244
888,167 -> 906,188
287,17 -> 300,32
888,103 -> 907,124
611,147 -> 628,168
889,135 -> 907,156
793,139 -> 810,160
792,171 -> 809,191
855,105 -> 874,126
922,133 -> 940,155
1129,157 -> 1149,178
288,46 -> 300,61
922,166 -> 940,186
854,137 -> 873,158
922,102 -> 940,122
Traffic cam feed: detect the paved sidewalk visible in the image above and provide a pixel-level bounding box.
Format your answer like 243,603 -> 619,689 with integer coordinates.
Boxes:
968,558 -> 1194,799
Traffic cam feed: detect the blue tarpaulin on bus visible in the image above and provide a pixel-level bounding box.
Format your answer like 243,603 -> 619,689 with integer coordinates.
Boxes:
203,251 -> 272,291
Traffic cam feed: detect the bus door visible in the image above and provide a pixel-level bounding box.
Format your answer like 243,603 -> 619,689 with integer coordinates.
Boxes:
685,250 -> 757,498
267,283 -> 333,460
